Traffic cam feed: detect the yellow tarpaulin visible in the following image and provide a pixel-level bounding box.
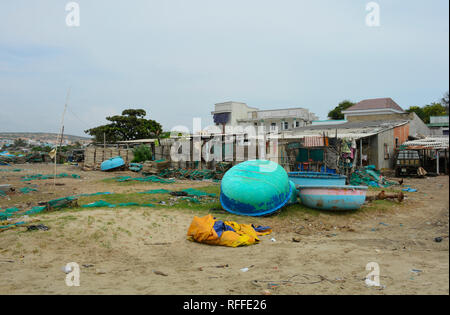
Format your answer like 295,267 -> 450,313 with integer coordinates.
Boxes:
186,214 -> 272,247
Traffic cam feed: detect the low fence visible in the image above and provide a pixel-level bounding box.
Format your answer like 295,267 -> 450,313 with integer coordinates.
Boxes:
154,137 -> 270,171
84,147 -> 134,169
84,135 -> 276,171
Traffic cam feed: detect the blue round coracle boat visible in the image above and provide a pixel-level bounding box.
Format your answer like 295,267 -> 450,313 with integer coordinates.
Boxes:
298,185 -> 368,211
220,160 -> 293,216
101,156 -> 125,171
288,172 -> 346,187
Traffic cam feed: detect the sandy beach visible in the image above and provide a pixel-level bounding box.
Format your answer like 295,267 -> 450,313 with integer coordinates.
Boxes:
0,164 -> 448,294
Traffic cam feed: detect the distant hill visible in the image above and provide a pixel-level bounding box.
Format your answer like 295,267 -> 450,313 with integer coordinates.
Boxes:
0,132 -> 92,142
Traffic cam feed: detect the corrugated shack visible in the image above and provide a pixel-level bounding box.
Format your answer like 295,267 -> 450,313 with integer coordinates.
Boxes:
275,120 -> 411,173
401,137 -> 449,175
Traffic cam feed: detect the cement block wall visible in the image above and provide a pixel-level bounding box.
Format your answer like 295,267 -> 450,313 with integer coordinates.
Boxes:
346,113 -> 410,122
154,136 -> 268,170
84,147 -> 134,169
408,112 -> 431,136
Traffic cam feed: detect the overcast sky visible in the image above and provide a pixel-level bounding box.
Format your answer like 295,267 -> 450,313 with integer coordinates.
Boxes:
0,0 -> 448,137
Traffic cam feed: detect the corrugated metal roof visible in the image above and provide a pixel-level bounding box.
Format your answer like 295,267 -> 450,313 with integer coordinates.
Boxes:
284,120 -> 408,140
278,132 -> 378,140
427,123 -> 449,127
303,136 -> 324,147
402,137 -> 449,149
117,139 -> 157,144
430,116 -> 449,124
294,120 -> 407,131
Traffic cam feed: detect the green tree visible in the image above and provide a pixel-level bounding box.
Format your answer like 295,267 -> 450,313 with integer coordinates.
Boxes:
406,106 -> 425,121
407,102 -> 447,124
13,138 -> 27,148
85,109 -> 162,143
422,103 -> 447,123
441,91 -> 449,114
72,141 -> 82,148
328,100 -> 355,120
160,131 -> 171,139
132,144 -> 152,163
31,146 -> 52,152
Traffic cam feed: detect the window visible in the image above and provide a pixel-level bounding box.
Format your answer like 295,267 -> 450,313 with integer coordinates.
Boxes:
270,123 -> 277,132
294,121 -> 300,128
281,121 -> 289,130
395,137 -> 399,148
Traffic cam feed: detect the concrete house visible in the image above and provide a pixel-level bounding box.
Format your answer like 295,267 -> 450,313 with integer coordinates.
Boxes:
342,97 -> 430,138
211,101 -> 318,133
282,119 -> 411,170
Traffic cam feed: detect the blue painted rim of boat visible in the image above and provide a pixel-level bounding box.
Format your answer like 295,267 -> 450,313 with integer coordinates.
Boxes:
288,172 -> 347,180
220,182 -> 294,217
297,185 -> 368,190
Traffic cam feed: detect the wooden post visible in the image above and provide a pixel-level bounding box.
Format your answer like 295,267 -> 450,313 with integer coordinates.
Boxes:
54,89 -> 69,189
445,149 -> 448,175
436,149 -> 440,175
360,138 -> 363,167
352,139 -> 357,174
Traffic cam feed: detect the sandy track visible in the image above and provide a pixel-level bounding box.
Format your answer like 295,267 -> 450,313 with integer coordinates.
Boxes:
0,164 -> 448,294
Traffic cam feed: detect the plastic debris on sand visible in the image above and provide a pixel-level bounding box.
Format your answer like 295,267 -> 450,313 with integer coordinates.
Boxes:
21,173 -> 81,181
111,175 -> 175,184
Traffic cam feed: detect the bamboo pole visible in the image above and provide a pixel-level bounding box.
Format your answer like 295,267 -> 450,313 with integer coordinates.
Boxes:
54,89 -> 70,188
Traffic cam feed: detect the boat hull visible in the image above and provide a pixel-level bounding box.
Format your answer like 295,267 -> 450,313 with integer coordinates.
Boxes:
298,185 -> 368,211
288,172 -> 346,187
220,160 -> 293,216
101,156 -> 125,171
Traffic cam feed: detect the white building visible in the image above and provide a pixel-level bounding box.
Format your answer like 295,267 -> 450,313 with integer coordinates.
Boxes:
211,101 -> 318,133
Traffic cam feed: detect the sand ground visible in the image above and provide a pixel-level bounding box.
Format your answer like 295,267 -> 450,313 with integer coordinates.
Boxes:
0,164 -> 448,295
